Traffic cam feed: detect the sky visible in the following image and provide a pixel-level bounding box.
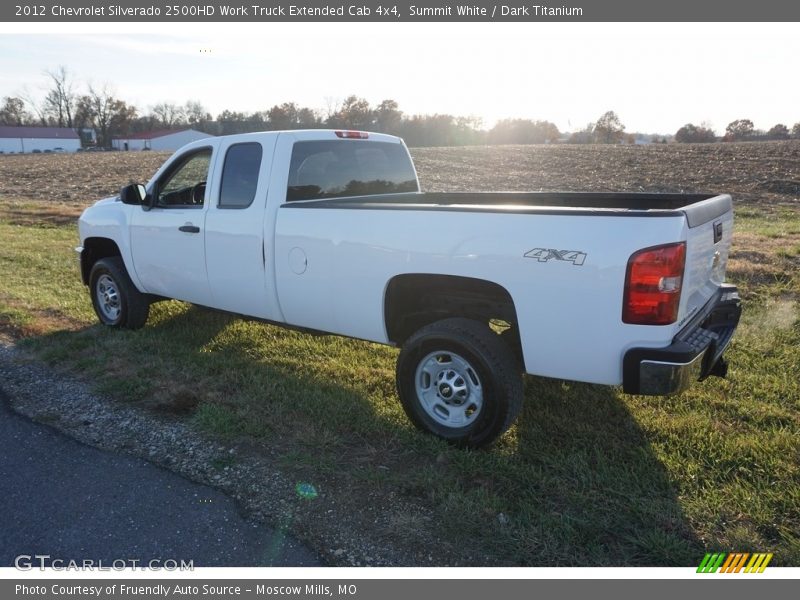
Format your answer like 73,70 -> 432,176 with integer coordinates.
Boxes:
0,22 -> 798,134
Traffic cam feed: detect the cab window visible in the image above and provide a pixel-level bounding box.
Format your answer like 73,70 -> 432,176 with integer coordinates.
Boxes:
287,140 -> 418,202
157,149 -> 212,208
219,143 -> 263,208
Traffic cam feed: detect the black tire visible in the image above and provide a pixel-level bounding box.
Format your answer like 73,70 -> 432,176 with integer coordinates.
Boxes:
89,257 -> 150,329
396,318 -> 523,448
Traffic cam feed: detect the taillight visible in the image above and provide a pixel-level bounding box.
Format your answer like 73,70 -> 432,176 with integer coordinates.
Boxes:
623,242 -> 686,325
335,130 -> 369,139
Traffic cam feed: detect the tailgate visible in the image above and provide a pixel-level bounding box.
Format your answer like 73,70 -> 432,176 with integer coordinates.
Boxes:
680,195 -> 734,324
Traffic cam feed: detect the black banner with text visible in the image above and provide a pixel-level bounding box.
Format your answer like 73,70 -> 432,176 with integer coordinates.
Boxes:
4,579 -> 797,600
3,0 -> 800,22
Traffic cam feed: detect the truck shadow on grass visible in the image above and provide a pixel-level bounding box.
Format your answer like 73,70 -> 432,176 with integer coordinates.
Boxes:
24,303 -> 702,566
509,379 -> 702,565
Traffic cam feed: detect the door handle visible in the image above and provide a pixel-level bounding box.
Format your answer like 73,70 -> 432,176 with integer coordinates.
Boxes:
179,225 -> 200,233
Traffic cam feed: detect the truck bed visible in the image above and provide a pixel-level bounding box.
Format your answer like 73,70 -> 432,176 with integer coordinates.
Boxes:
284,191 -> 732,228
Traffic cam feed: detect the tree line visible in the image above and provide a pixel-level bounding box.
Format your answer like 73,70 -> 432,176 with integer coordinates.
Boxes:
0,67 -> 629,147
0,71 -> 558,148
1,67 -> 798,147
675,119 -> 800,143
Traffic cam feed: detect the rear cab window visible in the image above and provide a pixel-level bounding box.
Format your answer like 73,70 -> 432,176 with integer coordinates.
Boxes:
286,140 -> 418,202
219,142 -> 263,208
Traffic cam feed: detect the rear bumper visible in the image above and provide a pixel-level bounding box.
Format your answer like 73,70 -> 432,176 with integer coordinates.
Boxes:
622,284 -> 741,395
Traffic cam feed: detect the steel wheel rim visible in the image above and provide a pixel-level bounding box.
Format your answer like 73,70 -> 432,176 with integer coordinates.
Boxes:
96,274 -> 121,322
414,350 -> 483,428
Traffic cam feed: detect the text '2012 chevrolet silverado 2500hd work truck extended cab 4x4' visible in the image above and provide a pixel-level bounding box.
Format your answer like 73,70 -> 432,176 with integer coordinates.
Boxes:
77,129 -> 741,447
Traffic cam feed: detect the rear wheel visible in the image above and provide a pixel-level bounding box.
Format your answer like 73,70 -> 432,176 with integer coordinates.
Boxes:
89,257 -> 149,329
396,318 -> 523,448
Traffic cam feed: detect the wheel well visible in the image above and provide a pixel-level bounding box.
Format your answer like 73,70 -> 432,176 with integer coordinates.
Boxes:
384,274 -> 521,358
80,237 -> 122,285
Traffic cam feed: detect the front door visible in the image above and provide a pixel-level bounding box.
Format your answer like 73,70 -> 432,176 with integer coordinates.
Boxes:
129,147 -> 213,305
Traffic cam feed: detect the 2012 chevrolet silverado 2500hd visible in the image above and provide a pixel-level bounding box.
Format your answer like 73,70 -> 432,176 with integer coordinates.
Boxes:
77,129 -> 741,447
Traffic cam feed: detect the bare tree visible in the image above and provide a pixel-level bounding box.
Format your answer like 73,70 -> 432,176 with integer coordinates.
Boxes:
323,96 -> 340,122
184,100 -> 212,126
19,87 -> 49,126
151,102 -> 186,128
44,66 -> 77,127
78,85 -> 137,147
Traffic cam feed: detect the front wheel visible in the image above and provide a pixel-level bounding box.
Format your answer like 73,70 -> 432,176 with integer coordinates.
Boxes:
396,318 -> 523,448
89,257 -> 150,329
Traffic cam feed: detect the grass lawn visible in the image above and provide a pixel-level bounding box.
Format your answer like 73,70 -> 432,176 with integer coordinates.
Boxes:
0,198 -> 797,566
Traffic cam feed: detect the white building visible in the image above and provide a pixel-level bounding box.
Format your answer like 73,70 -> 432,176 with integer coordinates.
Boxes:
112,128 -> 212,152
0,126 -> 81,153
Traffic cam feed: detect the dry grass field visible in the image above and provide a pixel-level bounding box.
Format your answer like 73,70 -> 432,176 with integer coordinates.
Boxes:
0,141 -> 798,566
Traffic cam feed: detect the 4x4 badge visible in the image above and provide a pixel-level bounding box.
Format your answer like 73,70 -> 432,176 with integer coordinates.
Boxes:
524,248 -> 587,266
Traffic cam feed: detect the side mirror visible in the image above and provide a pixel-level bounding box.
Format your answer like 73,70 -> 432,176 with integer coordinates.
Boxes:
120,183 -> 147,206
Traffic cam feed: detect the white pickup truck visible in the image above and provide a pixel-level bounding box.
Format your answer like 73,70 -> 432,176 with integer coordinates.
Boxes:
77,129 -> 741,447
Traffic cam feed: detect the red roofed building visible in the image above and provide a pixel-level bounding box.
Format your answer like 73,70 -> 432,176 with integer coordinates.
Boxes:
0,126 -> 81,153
111,128 -> 212,152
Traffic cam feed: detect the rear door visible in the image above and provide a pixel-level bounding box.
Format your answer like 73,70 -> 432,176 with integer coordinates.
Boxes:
204,135 -> 278,319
